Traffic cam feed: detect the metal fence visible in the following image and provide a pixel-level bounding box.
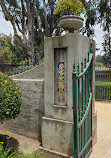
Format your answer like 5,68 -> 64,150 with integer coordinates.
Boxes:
95,63 -> 111,100
0,56 -> 43,76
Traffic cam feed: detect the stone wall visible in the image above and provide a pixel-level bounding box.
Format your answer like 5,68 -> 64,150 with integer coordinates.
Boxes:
0,64 -> 44,141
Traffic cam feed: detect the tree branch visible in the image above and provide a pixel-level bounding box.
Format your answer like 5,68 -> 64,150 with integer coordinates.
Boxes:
0,0 -> 19,36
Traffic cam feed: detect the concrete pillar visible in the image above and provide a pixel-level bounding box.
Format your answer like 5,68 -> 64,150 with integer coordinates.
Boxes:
40,33 -> 97,157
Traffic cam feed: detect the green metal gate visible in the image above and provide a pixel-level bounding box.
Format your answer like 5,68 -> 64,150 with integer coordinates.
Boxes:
72,40 -> 93,158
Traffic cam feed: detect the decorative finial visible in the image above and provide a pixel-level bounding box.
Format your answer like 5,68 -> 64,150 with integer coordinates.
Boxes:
77,61 -> 79,75
73,60 -> 75,72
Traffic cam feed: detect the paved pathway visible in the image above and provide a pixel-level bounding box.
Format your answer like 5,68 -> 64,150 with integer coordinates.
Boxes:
90,101 -> 111,158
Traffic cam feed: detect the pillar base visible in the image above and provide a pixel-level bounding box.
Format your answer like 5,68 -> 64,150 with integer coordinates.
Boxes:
39,146 -> 73,158
41,117 -> 74,157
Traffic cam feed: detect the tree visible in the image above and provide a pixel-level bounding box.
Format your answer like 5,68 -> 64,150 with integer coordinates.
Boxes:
0,33 -> 14,64
80,0 -> 97,37
0,33 -> 28,64
0,0 -> 110,65
97,0 -> 111,62
12,36 -> 28,64
80,0 -> 111,61
0,0 -> 43,65
42,0 -> 60,37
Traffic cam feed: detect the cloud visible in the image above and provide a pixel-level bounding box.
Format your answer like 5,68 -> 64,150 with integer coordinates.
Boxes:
0,12 -> 14,35
94,24 -> 104,55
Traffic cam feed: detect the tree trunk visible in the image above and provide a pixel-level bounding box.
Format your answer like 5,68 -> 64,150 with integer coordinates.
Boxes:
26,0 -> 35,65
43,0 -> 50,37
28,49 -> 35,66
35,5 -> 44,47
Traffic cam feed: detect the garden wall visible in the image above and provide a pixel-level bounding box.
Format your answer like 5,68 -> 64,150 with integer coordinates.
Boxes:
11,63 -> 44,79
0,63 -> 44,141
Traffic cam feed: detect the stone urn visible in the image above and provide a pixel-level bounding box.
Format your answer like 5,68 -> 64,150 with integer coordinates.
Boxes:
59,15 -> 84,33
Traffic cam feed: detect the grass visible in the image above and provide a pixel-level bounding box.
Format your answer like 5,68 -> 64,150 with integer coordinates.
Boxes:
0,148 -> 47,158
39,58 -> 44,65
95,81 -> 111,86
15,151 -> 46,158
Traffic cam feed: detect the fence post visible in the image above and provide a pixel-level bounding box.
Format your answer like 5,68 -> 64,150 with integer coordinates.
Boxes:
72,69 -> 78,158
37,53 -> 39,65
2,56 -> 5,73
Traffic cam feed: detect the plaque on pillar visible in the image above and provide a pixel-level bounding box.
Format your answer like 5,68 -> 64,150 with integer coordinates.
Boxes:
54,48 -> 67,107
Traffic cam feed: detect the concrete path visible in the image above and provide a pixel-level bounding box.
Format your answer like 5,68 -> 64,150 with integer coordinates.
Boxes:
90,101 -> 111,158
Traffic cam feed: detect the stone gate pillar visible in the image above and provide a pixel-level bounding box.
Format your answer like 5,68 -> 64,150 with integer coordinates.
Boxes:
40,33 -> 97,158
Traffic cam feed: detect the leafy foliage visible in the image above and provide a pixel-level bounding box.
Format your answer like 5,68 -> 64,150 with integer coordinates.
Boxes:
95,81 -> 111,100
97,0 -> 111,58
0,0 -> 110,60
0,72 -> 22,122
0,34 -> 28,65
0,0 -> 42,65
54,0 -> 84,16
95,62 -> 104,67
11,65 -> 34,75
11,36 -> 28,64
81,0 -> 97,37
95,54 -> 111,66
11,57 -> 44,75
0,33 -> 15,64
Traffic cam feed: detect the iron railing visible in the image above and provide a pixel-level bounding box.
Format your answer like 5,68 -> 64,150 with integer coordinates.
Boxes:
0,56 -> 44,76
95,63 -> 111,100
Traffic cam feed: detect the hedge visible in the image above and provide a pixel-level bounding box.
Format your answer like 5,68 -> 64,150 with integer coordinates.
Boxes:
95,81 -> 111,100
0,72 -> 22,122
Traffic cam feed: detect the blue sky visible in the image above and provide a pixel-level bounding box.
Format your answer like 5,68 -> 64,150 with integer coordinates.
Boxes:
0,10 -> 104,56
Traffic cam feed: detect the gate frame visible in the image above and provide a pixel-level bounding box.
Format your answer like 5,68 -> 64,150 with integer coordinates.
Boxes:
72,40 -> 93,158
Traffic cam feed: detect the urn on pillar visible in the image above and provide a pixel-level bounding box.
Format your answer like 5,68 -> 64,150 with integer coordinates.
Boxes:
54,0 -> 85,33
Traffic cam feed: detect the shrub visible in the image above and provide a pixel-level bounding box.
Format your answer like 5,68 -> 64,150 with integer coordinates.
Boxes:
11,65 -> 34,75
95,62 -> 104,67
18,60 -> 29,65
11,58 -> 44,75
95,81 -> 111,100
54,0 -> 84,17
0,72 -> 22,122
